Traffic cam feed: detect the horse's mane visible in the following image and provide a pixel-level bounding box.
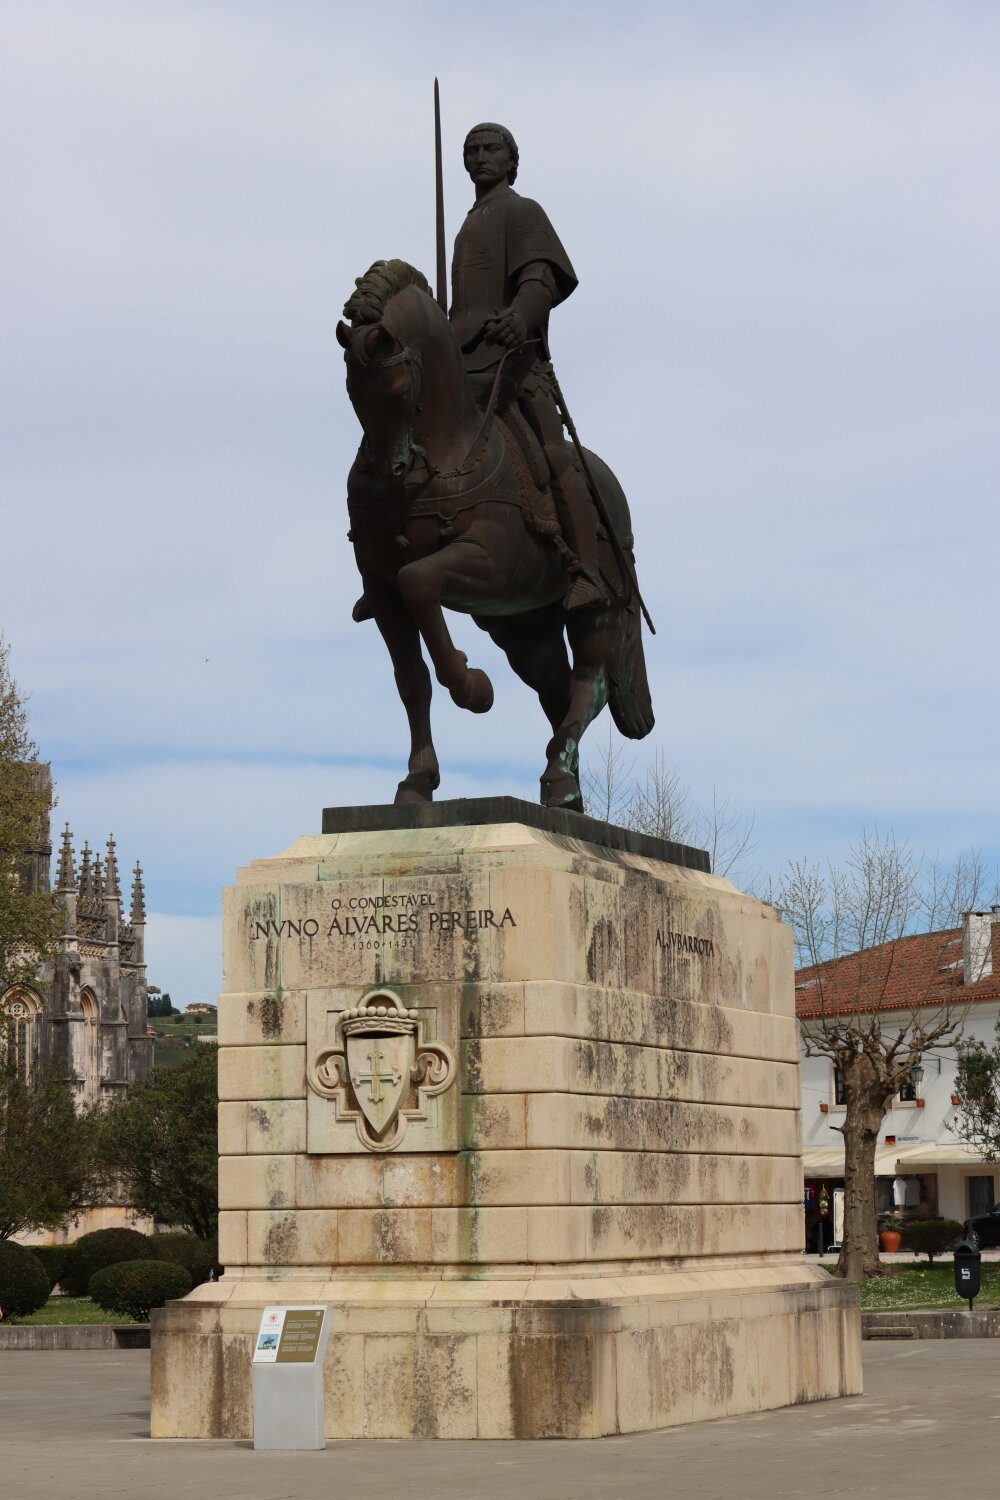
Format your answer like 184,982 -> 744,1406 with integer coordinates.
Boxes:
343,260 -> 431,325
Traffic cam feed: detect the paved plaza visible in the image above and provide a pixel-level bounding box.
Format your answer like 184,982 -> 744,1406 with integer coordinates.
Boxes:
2,1341 -> 997,1499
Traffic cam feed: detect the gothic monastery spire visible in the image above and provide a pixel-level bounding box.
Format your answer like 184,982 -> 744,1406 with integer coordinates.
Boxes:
55,824 -> 76,892
78,842 -> 94,902
104,835 -> 122,902
130,862 -> 146,923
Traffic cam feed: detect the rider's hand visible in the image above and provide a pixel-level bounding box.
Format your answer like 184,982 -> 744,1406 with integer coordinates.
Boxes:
484,307 -> 528,350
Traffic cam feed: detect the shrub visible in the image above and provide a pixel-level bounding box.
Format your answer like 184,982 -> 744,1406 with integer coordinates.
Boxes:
148,1233 -> 218,1286
88,1259 -> 191,1322
902,1218 -> 964,1265
61,1228 -> 152,1297
0,1241 -> 51,1319
29,1243 -> 73,1292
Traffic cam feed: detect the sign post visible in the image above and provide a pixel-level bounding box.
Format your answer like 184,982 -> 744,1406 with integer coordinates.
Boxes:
251,1305 -> 331,1450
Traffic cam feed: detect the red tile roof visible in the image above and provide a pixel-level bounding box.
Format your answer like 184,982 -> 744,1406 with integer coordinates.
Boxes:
795,926 -> 1000,1018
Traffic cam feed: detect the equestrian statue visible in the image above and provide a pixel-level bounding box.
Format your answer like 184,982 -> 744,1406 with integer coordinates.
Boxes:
337,106 -> 654,814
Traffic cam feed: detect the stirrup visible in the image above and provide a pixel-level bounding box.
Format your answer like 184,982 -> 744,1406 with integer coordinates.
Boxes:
564,573 -> 608,610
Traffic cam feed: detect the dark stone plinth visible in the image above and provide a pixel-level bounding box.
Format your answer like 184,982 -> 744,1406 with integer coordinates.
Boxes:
321,797 -> 710,873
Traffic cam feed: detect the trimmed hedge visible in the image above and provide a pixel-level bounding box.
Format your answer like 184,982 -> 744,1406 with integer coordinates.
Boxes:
0,1241 -> 51,1319
148,1233 -> 218,1286
88,1259 -> 192,1322
902,1218 -> 963,1265
28,1243 -> 73,1292
62,1228 -> 152,1297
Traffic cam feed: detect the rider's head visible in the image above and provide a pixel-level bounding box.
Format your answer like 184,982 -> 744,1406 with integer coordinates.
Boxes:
463,123 -> 518,188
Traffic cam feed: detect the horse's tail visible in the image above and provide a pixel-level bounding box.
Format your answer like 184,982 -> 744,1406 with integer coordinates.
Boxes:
608,597 -> 655,740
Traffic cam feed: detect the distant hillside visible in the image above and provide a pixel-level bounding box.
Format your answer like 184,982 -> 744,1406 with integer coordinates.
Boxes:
150,1011 -> 217,1069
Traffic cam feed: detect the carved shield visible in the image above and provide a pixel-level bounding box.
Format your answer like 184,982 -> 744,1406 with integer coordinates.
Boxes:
345,1029 -> 410,1137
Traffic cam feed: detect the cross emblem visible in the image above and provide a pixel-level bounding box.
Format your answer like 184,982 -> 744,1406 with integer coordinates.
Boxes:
355,1041 -> 400,1105
310,991 -> 456,1150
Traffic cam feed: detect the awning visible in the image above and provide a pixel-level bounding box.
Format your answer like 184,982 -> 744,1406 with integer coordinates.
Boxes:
802,1148 -> 848,1175
802,1142 -> 988,1176
889,1143 -> 985,1168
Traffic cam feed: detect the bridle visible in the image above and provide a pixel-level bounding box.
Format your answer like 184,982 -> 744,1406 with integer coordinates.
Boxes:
365,333 -> 538,489
367,341 -> 426,480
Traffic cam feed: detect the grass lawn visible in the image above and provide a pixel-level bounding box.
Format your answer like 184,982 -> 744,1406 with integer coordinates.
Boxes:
856,1263 -> 1000,1311
20,1297 -> 138,1326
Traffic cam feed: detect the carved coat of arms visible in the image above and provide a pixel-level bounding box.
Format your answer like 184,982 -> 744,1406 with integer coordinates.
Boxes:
308,990 -> 456,1152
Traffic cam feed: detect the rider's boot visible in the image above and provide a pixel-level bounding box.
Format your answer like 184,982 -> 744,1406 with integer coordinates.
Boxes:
353,594 -> 374,623
554,464 -> 609,610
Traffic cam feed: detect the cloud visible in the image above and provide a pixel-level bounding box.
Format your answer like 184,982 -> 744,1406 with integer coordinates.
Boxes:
51,754 -> 542,918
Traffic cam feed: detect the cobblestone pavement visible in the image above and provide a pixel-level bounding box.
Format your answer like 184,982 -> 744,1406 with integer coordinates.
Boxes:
1,1341 -> 997,1499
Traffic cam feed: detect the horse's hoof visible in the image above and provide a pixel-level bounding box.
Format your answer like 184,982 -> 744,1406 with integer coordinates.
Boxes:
540,776 -> 584,814
451,668 -> 494,714
394,774 -> 437,805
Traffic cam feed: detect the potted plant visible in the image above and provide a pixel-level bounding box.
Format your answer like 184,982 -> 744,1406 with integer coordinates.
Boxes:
878,1216 -> 904,1253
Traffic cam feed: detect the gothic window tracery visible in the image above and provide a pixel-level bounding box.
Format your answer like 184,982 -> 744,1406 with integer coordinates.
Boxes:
0,988 -> 41,1082
80,988 -> 99,1097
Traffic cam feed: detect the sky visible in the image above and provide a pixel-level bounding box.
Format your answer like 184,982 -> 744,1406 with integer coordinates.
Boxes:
3,1 -> 998,1005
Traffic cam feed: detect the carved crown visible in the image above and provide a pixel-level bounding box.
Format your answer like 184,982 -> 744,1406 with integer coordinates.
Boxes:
340,994 -> 419,1039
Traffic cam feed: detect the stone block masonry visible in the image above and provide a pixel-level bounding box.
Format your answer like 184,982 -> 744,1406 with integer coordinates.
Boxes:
151,804 -> 860,1438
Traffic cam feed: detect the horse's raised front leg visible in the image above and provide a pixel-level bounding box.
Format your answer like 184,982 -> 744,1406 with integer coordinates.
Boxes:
366,575 -> 440,803
396,540 -> 496,714
540,607 -> 617,812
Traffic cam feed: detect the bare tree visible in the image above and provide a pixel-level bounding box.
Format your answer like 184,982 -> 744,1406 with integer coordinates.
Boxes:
627,750 -> 693,844
773,831 -> 991,1280
580,723 -> 636,827
582,729 -> 755,882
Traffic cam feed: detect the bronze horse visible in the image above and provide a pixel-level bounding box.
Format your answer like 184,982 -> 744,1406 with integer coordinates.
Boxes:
337,260 -> 653,813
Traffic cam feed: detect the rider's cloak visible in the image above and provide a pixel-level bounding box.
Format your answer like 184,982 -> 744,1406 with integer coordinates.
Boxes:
450,184 -> 577,373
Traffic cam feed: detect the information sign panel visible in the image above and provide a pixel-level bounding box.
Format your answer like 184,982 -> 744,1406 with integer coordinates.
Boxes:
275,1308 -> 324,1363
251,1305 -> 331,1450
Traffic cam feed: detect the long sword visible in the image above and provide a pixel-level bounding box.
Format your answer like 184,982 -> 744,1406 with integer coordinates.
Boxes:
545,356 -> 656,634
434,79 -> 447,315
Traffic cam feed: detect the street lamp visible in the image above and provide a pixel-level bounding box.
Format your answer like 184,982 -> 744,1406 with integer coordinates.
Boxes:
911,1063 -> 925,1086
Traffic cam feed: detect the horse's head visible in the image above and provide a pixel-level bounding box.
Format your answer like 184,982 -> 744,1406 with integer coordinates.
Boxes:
338,259 -> 476,484
338,316 -> 424,482
337,260 -> 435,483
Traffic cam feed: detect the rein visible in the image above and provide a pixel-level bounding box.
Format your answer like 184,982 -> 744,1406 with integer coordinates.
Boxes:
429,342 -> 533,482
367,333 -> 539,489
367,342 -> 425,479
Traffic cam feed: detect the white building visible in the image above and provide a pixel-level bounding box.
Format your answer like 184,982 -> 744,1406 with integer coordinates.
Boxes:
798,910 -> 1000,1250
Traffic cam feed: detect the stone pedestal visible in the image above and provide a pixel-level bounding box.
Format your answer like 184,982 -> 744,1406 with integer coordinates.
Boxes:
150,803 -> 860,1439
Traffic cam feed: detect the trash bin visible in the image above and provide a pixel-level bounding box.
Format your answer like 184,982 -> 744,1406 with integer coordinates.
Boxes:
954,1238 -> 981,1310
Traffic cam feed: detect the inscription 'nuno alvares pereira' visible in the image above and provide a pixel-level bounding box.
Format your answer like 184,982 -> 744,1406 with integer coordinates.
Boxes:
251,890 -> 517,942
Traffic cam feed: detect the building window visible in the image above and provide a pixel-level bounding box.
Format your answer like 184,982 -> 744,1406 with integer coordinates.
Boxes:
968,1175 -> 996,1218
1,990 -> 40,1082
80,988 -> 99,1098
898,1077 -> 918,1103
833,1067 -> 846,1106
